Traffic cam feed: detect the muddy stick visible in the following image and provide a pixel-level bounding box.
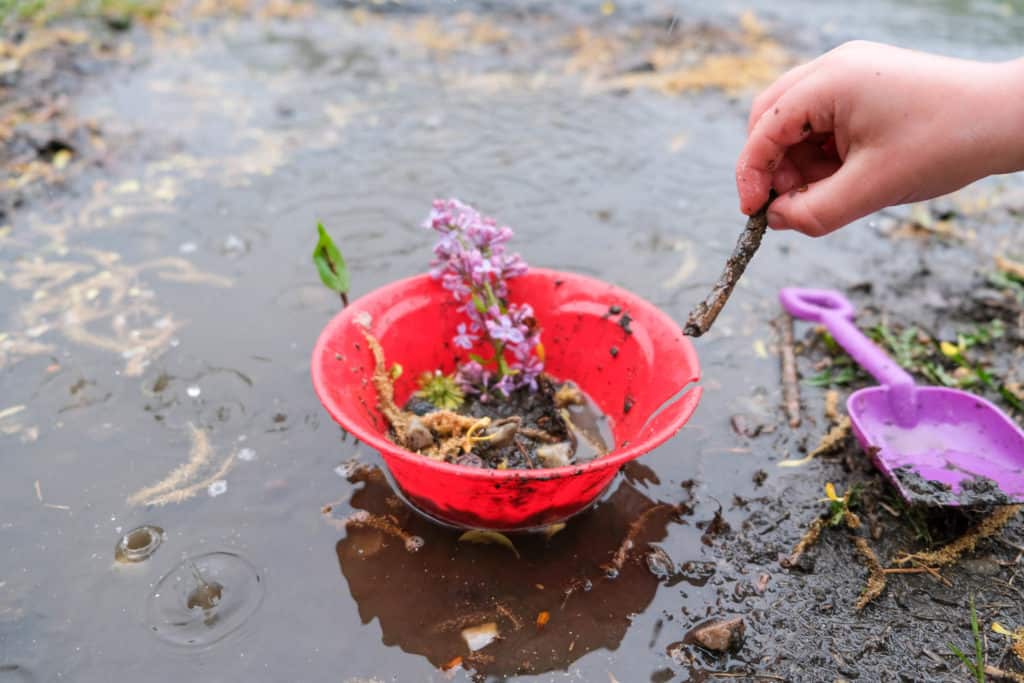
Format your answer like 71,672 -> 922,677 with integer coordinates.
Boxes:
684,193 -> 775,337
776,312 -> 801,428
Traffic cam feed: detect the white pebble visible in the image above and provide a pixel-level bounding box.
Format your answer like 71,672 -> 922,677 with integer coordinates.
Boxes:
186,385 -> 201,398
207,480 -> 228,497
238,448 -> 256,462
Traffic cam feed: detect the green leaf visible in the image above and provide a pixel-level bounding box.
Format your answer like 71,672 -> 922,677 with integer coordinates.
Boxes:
313,223 -> 349,295
971,596 -> 984,682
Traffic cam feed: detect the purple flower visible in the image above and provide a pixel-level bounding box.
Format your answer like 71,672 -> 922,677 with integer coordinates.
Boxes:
453,323 -> 478,350
441,273 -> 471,300
511,355 -> 543,391
486,314 -> 526,345
500,253 -> 528,279
493,374 -> 515,397
424,198 -> 544,394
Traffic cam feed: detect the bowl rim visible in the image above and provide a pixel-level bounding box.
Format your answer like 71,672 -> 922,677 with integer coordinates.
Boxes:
311,267 -> 702,482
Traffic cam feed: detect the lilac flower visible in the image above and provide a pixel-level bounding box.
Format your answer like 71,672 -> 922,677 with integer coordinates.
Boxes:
510,354 -> 544,391
424,198 -> 544,397
486,314 -> 526,345
493,374 -> 515,398
453,323 -> 478,350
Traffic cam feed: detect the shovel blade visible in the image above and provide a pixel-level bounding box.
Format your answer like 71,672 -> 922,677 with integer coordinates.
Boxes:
848,386 -> 1024,506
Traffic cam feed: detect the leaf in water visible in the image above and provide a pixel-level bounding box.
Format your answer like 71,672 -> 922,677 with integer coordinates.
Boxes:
458,530 -> 520,558
541,522 -> 566,540
536,610 -> 550,629
313,223 -> 349,297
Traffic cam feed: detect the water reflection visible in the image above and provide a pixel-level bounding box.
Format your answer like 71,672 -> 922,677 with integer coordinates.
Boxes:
332,462 -> 690,676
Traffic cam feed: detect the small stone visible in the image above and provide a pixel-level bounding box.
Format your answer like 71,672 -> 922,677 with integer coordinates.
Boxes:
455,453 -> 484,468
405,417 -> 434,451
684,616 -> 745,653
404,397 -> 436,416
237,448 -> 256,462
481,417 -> 520,449
645,545 -> 675,579
186,385 -> 201,398
207,480 -> 228,497
535,442 -> 572,468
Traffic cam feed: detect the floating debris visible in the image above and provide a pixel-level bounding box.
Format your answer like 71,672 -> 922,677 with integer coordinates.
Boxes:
114,525 -> 165,563
458,530 -> 519,558
127,424 -> 237,507
461,622 -> 499,652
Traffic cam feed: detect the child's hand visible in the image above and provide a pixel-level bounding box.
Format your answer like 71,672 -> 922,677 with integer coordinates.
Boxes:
736,41 -> 1024,236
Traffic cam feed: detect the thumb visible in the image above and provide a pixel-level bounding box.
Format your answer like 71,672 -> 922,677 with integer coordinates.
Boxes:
767,153 -> 884,237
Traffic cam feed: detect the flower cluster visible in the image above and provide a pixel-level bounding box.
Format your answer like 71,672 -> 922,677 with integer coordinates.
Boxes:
424,198 -> 543,399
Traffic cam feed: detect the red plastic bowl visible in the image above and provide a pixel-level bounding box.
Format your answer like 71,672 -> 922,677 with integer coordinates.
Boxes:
311,268 -> 702,531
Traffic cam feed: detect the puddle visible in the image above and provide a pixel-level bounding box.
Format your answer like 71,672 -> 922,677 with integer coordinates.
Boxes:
2,1 -> 1024,681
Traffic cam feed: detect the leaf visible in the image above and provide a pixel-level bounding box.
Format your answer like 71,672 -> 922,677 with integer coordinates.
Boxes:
458,530 -> 520,558
390,363 -> 403,380
542,522 -> 566,540
313,223 -> 349,294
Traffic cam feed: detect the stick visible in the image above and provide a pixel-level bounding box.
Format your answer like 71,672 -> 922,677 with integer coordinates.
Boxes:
684,194 -> 774,337
777,312 -> 801,427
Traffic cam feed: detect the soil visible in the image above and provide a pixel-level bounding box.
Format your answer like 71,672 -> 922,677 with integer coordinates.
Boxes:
400,376 -> 611,470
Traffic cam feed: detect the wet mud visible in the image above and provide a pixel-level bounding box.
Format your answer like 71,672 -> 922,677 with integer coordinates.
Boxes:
3,1 -> 1024,682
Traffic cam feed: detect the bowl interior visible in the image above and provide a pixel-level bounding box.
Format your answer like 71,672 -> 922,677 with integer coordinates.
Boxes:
312,269 -> 701,474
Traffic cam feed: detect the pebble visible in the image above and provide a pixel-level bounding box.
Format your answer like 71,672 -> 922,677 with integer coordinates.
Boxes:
535,442 -> 572,468
684,616 -> 745,653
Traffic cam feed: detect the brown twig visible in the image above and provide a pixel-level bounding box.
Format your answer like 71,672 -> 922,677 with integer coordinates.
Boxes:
852,536 -> 886,610
895,504 -> 1022,567
776,312 -> 801,427
684,194 -> 774,337
781,516 -> 826,568
986,665 -> 1024,683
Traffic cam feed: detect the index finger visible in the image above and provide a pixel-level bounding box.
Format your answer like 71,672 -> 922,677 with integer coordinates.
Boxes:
736,76 -> 836,214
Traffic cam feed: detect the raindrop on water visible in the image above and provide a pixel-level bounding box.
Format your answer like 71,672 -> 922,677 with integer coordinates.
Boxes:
115,525 -> 165,563
146,552 -> 263,647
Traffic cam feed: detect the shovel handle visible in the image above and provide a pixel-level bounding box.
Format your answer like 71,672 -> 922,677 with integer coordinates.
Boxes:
779,288 -> 916,391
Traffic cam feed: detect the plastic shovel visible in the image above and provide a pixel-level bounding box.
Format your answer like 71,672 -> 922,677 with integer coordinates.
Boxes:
780,287 -> 1024,507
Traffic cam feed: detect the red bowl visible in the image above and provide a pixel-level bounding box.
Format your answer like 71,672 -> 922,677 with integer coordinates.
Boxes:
311,268 -> 702,530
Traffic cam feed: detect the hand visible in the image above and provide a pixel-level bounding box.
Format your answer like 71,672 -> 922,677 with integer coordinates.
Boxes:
735,40 -> 1024,236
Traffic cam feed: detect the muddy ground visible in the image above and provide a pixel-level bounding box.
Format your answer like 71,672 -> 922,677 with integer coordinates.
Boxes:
3,1 -> 1024,682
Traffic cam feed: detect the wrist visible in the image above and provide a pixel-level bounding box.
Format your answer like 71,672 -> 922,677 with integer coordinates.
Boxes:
986,57 -> 1024,175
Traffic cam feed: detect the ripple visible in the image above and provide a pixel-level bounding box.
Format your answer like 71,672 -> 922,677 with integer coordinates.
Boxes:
147,552 -> 264,647
115,525 -> 165,563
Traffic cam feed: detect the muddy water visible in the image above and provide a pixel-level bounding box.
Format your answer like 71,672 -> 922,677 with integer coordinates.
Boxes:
3,2 -> 1024,682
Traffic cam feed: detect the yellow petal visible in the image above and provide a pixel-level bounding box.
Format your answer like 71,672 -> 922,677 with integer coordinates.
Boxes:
825,482 -> 840,501
940,341 -> 960,358
993,622 -> 1014,637
51,149 -> 72,169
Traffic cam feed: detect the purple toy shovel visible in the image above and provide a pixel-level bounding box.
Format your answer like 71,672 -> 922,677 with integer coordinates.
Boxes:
780,287 -> 1024,507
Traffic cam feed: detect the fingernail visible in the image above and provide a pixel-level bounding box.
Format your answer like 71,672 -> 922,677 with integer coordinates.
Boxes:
766,210 -> 784,229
